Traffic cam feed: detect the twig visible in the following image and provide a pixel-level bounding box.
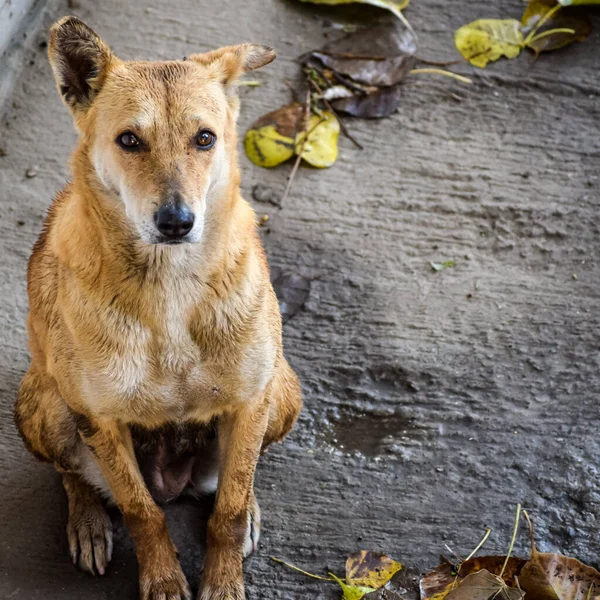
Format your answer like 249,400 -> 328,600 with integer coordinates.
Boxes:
415,55 -> 466,67
308,78 -> 363,150
499,504 -> 522,579
281,88 -> 312,205
317,51 -> 387,61
408,68 -> 472,84
309,61 -> 368,95
522,510 -> 537,555
444,544 -> 465,565
271,557 -> 333,581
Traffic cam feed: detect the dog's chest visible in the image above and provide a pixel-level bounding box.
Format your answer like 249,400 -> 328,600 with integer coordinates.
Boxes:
79,290 -> 229,423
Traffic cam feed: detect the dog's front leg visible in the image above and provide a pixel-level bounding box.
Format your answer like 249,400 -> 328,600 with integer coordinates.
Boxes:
77,416 -> 190,600
199,399 -> 269,600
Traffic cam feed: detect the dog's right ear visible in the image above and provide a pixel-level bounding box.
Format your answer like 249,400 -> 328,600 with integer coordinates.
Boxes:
48,16 -> 114,115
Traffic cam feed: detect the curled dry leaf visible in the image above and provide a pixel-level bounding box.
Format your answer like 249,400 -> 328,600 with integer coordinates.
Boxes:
304,20 -> 417,118
420,556 -> 526,600
519,512 -> 600,600
346,551 -> 403,589
454,19 -> 524,68
521,0 -> 591,54
312,21 -> 417,87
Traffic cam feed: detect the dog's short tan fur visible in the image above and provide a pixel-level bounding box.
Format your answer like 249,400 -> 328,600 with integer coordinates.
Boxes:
14,16 -> 301,600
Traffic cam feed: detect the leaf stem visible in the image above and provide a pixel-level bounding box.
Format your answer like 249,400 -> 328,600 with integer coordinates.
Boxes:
523,3 -> 562,46
408,68 -> 472,84
499,504 -> 521,579
526,27 -> 576,45
271,557 -> 333,581
463,528 -> 493,564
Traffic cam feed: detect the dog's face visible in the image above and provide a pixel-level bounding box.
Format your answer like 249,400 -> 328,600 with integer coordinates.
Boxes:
48,17 -> 274,244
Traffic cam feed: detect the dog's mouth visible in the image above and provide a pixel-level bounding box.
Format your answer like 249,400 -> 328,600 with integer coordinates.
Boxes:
153,236 -> 190,245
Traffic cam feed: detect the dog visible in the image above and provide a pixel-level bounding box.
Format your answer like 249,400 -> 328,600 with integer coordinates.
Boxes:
14,16 -> 302,600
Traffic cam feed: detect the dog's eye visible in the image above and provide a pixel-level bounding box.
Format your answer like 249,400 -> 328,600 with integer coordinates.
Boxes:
117,131 -> 141,150
195,130 -> 216,150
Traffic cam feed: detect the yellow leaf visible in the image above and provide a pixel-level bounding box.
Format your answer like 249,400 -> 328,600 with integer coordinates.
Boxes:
346,551 -> 403,589
244,102 -> 304,168
295,112 -> 340,168
454,19 -> 524,68
330,573 -> 376,600
244,125 -> 295,168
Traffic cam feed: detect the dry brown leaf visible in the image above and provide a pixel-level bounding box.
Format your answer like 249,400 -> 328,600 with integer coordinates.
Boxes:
445,570 -> 523,600
519,512 -> 600,600
420,556 -> 526,600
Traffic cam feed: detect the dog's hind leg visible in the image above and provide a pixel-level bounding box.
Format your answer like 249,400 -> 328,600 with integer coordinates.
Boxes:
15,367 -> 113,575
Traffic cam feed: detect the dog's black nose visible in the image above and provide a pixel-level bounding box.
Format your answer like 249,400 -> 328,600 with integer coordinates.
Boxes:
154,202 -> 195,239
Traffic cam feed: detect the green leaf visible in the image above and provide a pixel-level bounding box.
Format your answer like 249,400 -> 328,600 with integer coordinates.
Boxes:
330,572 -> 376,600
430,260 -> 455,272
454,19 -> 523,68
295,112 -> 340,168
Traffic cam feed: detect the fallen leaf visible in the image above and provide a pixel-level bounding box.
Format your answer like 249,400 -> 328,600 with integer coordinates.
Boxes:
454,19 -> 524,68
332,86 -> 404,118
364,567 -> 420,600
332,572 -> 376,600
346,551 -> 403,589
521,1 -> 591,54
270,266 -> 312,323
297,0 -> 412,31
519,512 -> 600,600
311,21 -> 417,87
430,260 -> 455,272
304,20 -> 416,118
420,557 -> 526,600
296,111 -> 340,168
445,570 -> 523,600
244,103 -> 303,168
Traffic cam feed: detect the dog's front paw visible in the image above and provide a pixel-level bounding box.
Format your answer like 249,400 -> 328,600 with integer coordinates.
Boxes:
67,497 -> 113,575
198,581 -> 245,600
140,564 -> 190,600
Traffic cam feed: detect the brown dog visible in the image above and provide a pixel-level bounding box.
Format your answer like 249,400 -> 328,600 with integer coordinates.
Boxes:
14,16 -> 302,600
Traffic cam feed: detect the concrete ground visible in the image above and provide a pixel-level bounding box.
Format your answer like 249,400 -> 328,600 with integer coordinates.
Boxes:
1,0 -> 600,598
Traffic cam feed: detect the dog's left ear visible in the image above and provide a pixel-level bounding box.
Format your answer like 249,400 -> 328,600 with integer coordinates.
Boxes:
189,43 -> 276,88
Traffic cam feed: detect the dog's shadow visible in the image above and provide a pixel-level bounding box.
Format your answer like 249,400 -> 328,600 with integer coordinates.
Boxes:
0,460 -> 214,599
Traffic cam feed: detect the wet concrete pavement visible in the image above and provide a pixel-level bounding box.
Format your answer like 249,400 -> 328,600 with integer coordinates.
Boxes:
1,0 -> 600,598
